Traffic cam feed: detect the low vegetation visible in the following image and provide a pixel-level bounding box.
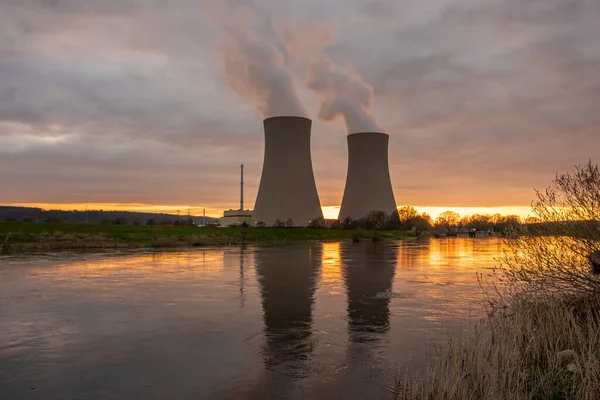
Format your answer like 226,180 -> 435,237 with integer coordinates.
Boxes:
0,223 -> 415,252
396,161 -> 600,399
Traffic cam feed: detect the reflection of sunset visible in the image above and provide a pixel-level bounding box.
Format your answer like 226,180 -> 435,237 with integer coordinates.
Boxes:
30,250 -> 230,302
394,238 -> 506,320
52,250 -> 226,277
321,242 -> 341,284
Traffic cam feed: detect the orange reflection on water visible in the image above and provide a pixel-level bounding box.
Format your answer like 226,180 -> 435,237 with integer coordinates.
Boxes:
426,239 -> 477,269
321,242 -> 342,284
30,250 -> 230,302
54,250 -> 226,278
395,238 -> 506,320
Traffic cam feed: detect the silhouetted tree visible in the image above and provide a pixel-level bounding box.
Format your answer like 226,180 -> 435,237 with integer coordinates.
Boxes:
21,216 -> 33,223
397,206 -> 419,223
500,161 -> 600,296
273,219 -> 286,228
365,210 -> 387,230
330,219 -> 343,230
421,212 -> 434,226
146,218 -> 157,226
494,215 -> 521,233
308,217 -> 325,228
385,210 -> 402,230
102,219 -> 114,225
4,216 -> 17,223
115,217 -> 128,225
435,211 -> 461,230
342,217 -> 354,230
406,216 -> 433,233
256,221 -> 266,228
286,218 -> 294,228
463,214 -> 494,231
524,216 -> 541,225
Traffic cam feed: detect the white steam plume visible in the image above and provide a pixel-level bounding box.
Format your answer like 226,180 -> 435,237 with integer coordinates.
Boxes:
306,59 -> 383,134
219,8 -> 307,118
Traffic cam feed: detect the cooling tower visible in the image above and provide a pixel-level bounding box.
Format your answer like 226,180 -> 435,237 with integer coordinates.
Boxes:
251,117 -> 323,227
338,132 -> 397,220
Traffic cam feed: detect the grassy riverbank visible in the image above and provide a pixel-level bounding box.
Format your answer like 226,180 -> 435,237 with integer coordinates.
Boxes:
396,292 -> 600,399
0,222 -> 415,252
396,162 -> 600,399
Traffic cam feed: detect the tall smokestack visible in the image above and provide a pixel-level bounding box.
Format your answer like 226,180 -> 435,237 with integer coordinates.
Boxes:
338,132 -> 397,221
240,164 -> 244,211
251,117 -> 323,227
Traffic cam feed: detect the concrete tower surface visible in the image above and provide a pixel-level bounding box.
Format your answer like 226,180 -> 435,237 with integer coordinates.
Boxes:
251,116 -> 323,226
338,132 -> 397,221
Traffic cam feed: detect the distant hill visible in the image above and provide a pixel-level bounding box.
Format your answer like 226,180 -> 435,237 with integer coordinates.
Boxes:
0,206 -> 219,226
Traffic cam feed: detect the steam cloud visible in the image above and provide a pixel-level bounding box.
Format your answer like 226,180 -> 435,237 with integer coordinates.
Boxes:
306,59 -> 383,134
220,12 -> 307,118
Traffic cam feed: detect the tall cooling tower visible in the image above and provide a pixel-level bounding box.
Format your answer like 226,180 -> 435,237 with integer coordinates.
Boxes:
338,132 -> 397,220
251,116 -> 323,227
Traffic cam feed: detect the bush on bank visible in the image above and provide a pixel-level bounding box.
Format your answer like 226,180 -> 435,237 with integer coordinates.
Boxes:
396,161 -> 600,399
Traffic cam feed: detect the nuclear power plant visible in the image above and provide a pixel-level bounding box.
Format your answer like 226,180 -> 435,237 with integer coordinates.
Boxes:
338,132 -> 397,221
250,116 -> 323,227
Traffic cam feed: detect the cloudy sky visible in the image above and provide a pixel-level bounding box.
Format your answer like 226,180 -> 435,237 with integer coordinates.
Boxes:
1,0 -> 599,218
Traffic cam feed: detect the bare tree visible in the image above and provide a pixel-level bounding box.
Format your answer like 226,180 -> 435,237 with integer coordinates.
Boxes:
498,161 -> 600,298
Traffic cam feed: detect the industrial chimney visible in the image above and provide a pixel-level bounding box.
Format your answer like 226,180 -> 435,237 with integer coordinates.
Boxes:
338,132 -> 397,221
251,117 -> 323,227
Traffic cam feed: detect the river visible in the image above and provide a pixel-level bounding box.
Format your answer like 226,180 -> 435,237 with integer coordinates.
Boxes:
0,238 -> 505,399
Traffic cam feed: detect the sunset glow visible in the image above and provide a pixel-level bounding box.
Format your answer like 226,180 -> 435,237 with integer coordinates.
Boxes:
9,203 -> 534,221
321,205 -> 532,221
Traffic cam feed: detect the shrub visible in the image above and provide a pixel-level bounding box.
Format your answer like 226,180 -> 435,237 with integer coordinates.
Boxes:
397,161 -> 600,399
364,210 -> 387,230
496,160 -> 600,299
115,217 -> 128,225
308,217 -> 325,229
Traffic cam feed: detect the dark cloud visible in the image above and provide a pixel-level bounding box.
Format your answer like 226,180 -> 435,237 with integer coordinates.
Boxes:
1,0 -> 599,210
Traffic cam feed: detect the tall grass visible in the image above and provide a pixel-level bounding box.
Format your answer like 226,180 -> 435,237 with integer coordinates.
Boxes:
396,162 -> 600,399
396,293 -> 600,399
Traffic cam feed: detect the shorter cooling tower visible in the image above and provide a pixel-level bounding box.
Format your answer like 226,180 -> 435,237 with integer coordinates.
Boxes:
251,116 -> 323,227
338,132 -> 397,221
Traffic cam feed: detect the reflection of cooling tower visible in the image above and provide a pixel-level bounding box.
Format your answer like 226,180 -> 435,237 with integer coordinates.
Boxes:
341,243 -> 397,342
251,117 -> 323,226
338,132 -> 397,220
254,246 -> 320,375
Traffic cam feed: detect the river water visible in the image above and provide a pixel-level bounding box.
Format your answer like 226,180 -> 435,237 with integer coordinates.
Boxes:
0,238 -> 504,399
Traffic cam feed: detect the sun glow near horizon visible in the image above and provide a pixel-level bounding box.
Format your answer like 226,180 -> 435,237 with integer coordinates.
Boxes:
8,203 -> 533,221
321,205 -> 532,221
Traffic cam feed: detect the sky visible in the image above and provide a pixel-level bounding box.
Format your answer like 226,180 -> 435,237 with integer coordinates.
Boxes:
1,0 -> 599,219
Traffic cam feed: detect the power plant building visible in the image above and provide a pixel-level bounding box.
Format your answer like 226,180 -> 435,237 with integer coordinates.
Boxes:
338,132 -> 397,221
251,117 -> 323,227
220,209 -> 253,227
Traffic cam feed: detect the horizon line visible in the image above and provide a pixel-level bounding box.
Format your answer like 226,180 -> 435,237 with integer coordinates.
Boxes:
3,203 -> 534,220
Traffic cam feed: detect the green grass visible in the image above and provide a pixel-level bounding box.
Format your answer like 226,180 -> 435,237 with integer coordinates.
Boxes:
0,222 -> 415,252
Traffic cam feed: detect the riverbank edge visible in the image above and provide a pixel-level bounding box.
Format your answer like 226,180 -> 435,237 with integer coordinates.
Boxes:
0,222 -> 418,254
395,291 -> 600,399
